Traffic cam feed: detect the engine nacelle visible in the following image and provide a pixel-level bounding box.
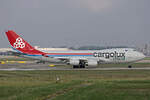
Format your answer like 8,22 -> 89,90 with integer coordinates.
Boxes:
87,60 -> 98,66
69,59 -> 79,65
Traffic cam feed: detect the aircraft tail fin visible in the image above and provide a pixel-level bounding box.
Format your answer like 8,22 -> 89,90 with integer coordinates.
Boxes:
5,30 -> 43,55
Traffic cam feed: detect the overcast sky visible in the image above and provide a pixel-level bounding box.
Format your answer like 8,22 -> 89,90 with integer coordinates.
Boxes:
0,0 -> 150,47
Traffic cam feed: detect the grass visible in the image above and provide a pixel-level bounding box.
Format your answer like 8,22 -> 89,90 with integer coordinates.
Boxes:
0,56 -> 150,100
1,70 -> 150,100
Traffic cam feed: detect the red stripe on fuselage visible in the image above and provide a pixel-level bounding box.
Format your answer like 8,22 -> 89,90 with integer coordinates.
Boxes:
45,53 -> 93,55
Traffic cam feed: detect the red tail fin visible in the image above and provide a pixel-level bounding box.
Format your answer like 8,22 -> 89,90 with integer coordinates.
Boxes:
5,30 -> 43,55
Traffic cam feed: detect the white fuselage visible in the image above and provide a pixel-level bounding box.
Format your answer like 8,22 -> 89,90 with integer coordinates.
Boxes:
24,48 -> 145,64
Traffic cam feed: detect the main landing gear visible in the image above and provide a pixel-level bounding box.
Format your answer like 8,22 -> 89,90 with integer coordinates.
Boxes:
73,61 -> 86,68
73,65 -> 85,68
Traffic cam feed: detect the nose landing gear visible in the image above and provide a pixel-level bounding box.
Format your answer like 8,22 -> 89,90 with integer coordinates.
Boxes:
128,65 -> 132,68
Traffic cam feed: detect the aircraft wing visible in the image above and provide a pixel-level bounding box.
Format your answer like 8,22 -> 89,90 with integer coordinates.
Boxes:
54,56 -> 111,63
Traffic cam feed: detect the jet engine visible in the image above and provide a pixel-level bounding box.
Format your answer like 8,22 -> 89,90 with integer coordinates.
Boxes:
87,60 -> 98,66
69,59 -> 79,65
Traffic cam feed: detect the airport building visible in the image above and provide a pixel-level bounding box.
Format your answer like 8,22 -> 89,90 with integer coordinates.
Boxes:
135,44 -> 150,56
0,48 -> 12,56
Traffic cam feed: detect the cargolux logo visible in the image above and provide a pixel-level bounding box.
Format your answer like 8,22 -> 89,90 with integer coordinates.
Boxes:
13,37 -> 25,48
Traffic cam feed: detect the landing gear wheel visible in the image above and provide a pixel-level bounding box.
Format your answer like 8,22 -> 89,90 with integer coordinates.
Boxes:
79,61 -> 86,68
80,64 -> 85,68
128,65 -> 132,68
73,65 -> 79,68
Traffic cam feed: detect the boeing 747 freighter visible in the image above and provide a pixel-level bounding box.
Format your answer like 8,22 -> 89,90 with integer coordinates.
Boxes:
5,30 -> 145,68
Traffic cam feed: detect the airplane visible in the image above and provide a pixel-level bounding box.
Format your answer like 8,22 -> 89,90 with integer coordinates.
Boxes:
5,30 -> 145,68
